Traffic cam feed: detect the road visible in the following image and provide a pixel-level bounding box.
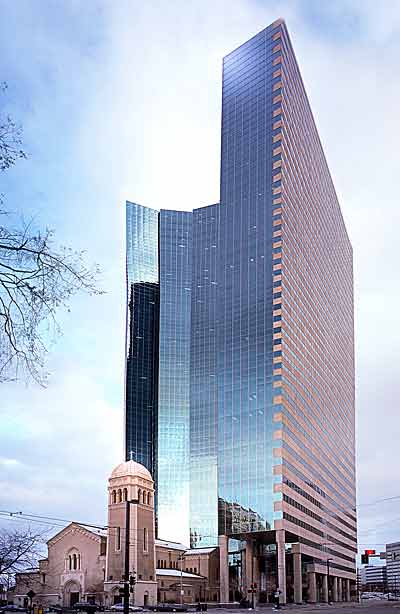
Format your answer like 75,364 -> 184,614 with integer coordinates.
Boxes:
206,603 -> 400,614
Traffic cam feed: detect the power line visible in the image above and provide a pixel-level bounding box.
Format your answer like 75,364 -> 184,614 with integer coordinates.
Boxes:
0,510 -> 106,530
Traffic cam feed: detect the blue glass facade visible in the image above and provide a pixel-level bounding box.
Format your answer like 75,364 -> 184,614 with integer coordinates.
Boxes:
125,203 -> 193,545
217,23 -> 279,537
189,204 -> 219,547
157,211 -> 193,543
125,202 -> 159,477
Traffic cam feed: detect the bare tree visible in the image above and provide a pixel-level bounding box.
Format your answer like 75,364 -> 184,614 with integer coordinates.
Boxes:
0,83 -> 102,383
0,83 -> 26,174
0,527 -> 46,583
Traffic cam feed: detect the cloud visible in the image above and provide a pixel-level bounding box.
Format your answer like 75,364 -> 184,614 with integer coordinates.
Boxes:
1,0 -> 400,549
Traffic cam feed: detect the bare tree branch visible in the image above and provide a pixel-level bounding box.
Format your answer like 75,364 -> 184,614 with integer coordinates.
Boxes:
0,527 -> 47,583
0,82 -> 103,384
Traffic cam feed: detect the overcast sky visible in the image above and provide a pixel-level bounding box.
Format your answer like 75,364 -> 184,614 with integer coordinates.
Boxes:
1,0 -> 400,554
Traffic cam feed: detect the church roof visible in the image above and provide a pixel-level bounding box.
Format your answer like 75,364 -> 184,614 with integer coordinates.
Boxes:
156,569 -> 205,579
155,538 -> 188,550
184,547 -> 217,555
111,459 -> 152,481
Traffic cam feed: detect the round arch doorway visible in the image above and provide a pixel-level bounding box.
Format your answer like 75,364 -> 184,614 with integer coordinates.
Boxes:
64,580 -> 81,607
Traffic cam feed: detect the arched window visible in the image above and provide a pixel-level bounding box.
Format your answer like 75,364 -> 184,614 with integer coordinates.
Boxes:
142,490 -> 146,504
112,490 -> 116,504
138,488 -> 141,502
147,492 -> 151,506
123,488 -> 128,502
118,489 -> 122,503
68,555 -> 72,570
73,554 -> 77,570
143,527 -> 148,552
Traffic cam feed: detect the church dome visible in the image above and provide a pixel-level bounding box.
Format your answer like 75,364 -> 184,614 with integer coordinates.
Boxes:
110,460 -> 152,481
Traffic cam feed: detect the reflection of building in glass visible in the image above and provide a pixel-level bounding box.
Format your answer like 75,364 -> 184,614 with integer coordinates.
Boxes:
125,203 -> 159,478
125,203 -> 193,545
126,281 -> 159,475
125,18 -> 356,603
218,498 -> 269,535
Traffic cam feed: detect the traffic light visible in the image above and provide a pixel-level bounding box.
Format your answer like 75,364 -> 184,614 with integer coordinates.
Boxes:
361,549 -> 376,564
129,573 -> 136,586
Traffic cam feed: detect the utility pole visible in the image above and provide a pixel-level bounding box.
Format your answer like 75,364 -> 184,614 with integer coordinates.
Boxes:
178,555 -> 184,606
251,541 -> 255,610
123,499 -> 139,614
326,559 -> 332,604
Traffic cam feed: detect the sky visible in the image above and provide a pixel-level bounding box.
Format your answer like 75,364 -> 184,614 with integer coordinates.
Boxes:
1,0 -> 400,555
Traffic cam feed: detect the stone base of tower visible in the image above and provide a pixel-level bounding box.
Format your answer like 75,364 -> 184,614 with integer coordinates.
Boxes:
218,531 -> 356,606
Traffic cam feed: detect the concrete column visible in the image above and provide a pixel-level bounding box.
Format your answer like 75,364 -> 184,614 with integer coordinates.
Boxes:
218,535 -> 229,603
245,540 -> 253,592
345,578 -> 351,602
338,578 -> 342,602
308,572 -> 317,603
332,577 -> 338,602
292,546 -> 302,604
276,529 -> 286,604
322,574 -> 328,603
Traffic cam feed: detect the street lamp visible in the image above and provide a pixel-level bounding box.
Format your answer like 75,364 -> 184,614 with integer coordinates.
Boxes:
326,558 -> 333,604
177,554 -> 185,607
123,499 -> 139,614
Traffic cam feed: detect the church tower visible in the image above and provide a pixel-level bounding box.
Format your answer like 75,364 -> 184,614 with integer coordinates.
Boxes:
105,460 -> 157,607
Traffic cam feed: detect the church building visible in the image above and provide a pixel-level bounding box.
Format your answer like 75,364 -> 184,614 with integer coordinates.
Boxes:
13,461 -> 217,608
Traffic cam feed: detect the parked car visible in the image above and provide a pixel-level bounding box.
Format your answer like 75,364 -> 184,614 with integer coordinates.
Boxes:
149,606 -> 187,613
109,606 -> 142,612
0,607 -> 27,613
48,606 -> 63,613
72,603 -> 98,614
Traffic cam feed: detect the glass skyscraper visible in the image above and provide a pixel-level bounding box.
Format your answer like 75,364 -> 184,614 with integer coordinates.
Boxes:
125,18 -> 356,603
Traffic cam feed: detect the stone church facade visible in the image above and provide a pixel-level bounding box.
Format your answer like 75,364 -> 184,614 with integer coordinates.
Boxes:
13,461 -> 218,608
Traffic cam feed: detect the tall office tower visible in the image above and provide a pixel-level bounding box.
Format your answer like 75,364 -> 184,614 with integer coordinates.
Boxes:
216,19 -> 356,605
125,203 -> 193,545
126,18 -> 356,603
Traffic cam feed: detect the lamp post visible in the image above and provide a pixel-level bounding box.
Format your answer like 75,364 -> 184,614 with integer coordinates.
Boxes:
178,555 -> 185,606
123,499 -> 139,614
326,558 -> 332,604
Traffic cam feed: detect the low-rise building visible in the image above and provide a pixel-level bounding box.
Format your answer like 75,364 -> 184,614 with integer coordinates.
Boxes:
359,565 -> 387,592
386,542 -> 400,592
13,461 -> 219,609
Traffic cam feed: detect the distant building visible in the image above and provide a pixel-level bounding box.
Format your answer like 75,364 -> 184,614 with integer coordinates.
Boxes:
359,565 -> 387,592
386,542 -> 400,592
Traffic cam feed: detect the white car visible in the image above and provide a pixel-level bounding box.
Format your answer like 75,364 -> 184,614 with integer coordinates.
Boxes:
110,606 -> 143,612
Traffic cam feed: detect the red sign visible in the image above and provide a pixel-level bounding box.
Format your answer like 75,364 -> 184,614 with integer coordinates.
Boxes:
365,549 -> 376,555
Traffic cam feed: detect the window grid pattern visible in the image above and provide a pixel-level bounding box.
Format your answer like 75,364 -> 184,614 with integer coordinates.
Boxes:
157,211 -> 193,544
189,204 -> 219,547
218,21 -> 283,537
270,23 -> 356,575
125,202 -> 159,477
